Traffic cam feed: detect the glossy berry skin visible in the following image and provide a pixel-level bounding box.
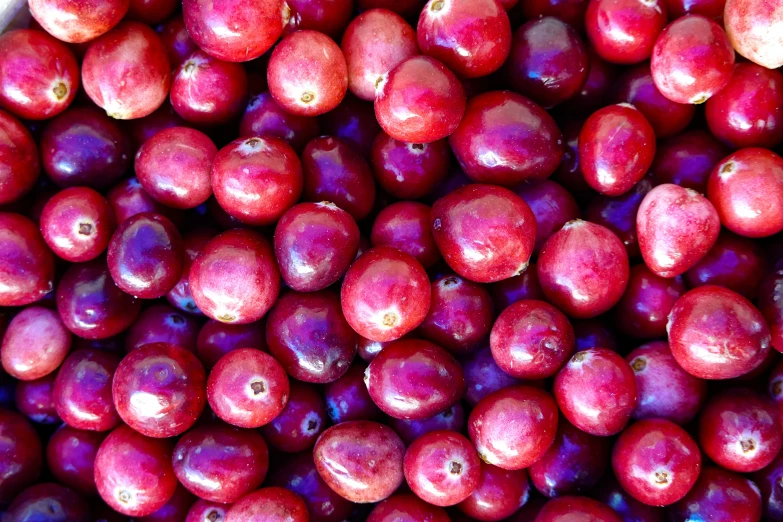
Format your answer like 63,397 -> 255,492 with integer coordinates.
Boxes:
489,265 -> 544,312
29,0 -> 128,43
490,300 -> 575,380
4,483 -> 90,522
82,22 -> 171,119
15,374 -> 59,424
637,184 -> 720,278
585,175 -> 652,259
1,307 -> 71,381
457,464 -> 529,521
196,319 -> 265,370
375,56 -> 466,143
685,231 -> 766,299
207,348 -> 289,428
173,422 -> 268,503
371,134 -> 450,200
594,476 -> 665,522
404,431 -> 480,507
187,500 -> 229,522
261,382 -> 327,452
268,30 -> 348,116
284,0 -> 352,37
468,385 -> 558,470
369,494 -> 450,522
754,450 -> 783,521
366,339 -> 465,420
707,148 -> 783,238
612,419 -> 701,507
554,348 -> 637,436
319,94 -> 382,158
614,266 -> 686,339
650,15 -> 735,104
664,0 -> 725,19
0,30 -> 79,120
94,425 -> 176,517
573,320 -> 618,353
517,180 -> 581,254
724,0 -> 783,69
54,349 -> 121,432
417,0 -> 511,79
0,409 -> 42,504
506,17 -> 587,108
706,63 -> 783,149
761,271 -> 783,354
108,212 -> 184,299
432,184 -> 536,283
537,220 -> 630,319
670,467 -> 762,522
325,363 -> 381,424
226,487 -> 309,522
699,390 -> 782,473
0,110 -> 38,205
211,137 -> 303,226
190,229 -> 281,324
585,0 -> 667,65
314,420 -> 405,503
449,91 -> 562,186
240,92 -> 320,152
535,496 -> 622,522
389,402 -> 465,445
341,246 -> 430,342
0,213 -> 54,307
579,104 -> 656,196
182,0 -> 285,62
371,202 -> 441,268
668,286 -> 771,380
650,130 -> 727,192
462,346 -> 521,406
46,426 -> 105,495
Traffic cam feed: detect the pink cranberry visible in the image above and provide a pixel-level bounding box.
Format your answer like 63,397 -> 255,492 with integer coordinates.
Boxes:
432,184 -> 536,283
650,130 -> 728,192
517,180 -> 581,254
325,362 -> 382,424
182,0 -> 286,62
538,220 -> 630,319
554,348 -> 637,436
207,348 -> 289,428
585,0 -> 667,64
15,373 -> 59,424
462,345 -> 521,406
614,266 -> 687,339
371,134 -> 450,200
0,213 -> 54,307
369,493 -> 450,522
82,21 -> 171,119
341,246 -> 430,342
668,286 -> 771,379
54,349 -> 121,432
239,92 -> 320,153
318,94 -> 382,158
212,136 -> 302,226
0,29 -> 79,120
468,385 -> 558,470
0,110 -> 39,205
190,229 -> 281,324
612,419 -> 701,506
670,467 -> 762,522
2,307 -> 70,381
388,402 -> 465,445
226,488 -> 309,522
724,0 -> 783,69
46,426 -> 105,495
375,56 -> 466,143
685,231 -> 766,299
708,148 -> 783,238
449,91 -> 562,186
29,0 -> 128,43
0,409 -> 42,504
457,464 -> 529,520
366,338 -> 465,420
650,15 -> 735,104
4,483 -> 90,522
371,202 -> 441,268
699,389 -> 783,472
196,319 -> 265,370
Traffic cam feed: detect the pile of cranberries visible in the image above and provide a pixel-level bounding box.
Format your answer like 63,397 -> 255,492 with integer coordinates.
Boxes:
1,0 -> 783,520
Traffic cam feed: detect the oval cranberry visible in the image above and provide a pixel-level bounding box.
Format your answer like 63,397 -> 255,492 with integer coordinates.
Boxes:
1,307 -> 70,381
0,213 -> 54,307
46,426 -> 105,495
724,0 -> 783,69
0,110 -> 39,205
585,0 -> 667,64
0,409 -> 42,504
54,349 -> 121,432
226,487 -> 309,522
670,467 -> 763,522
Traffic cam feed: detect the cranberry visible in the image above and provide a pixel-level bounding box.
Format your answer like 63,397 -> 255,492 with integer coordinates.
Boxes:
0,29 -> 79,120
536,496 -> 622,522
517,179 -> 581,254
449,91 -> 562,186
325,362 -> 381,423
318,94 -> 382,158
128,0 -> 177,23
0,110 -> 39,205
668,286 -> 771,379
54,349 -> 122,431
670,467 -> 763,522
462,345 -> 521,406
313,420 -> 405,503
154,16 -> 195,68
468,385 -> 558,470
15,373 -> 59,424
128,102 -> 187,150
388,402 -> 466,444
520,0 -> 587,30
187,500 -> 229,522
594,475 -> 665,522
665,0 -> 725,18
165,229 -> 213,316
1,307 -> 70,381
196,319 -> 265,370
752,450 -> 783,520
190,229 -> 281,324
226,488 -> 309,522
0,409 -> 42,504
29,0 -> 128,43
82,21 -> 171,119
126,306 -> 198,353
370,494 -> 450,522
4,483 -> 90,522
371,202 -> 441,268
301,136 -> 376,221
554,348 -> 637,436
366,338 -> 464,419
574,319 -> 619,353
371,140 -> 448,203
489,265 -> 544,312
108,178 -> 170,223
285,0 -> 352,36
94,425 -> 177,517
432,184 -> 536,283
614,266 -> 686,339
207,348 -> 289,428
650,130 -> 728,192
724,0 -> 783,69
139,485 -> 195,522
239,92 -> 320,153
650,15 -> 735,104
375,56 -> 466,143
550,120 -> 593,197
761,272 -> 783,354
456,464 -> 529,520
685,231 -> 766,299
46,426 -> 105,495
585,0 -> 667,65
0,213 -> 54,307
538,220 -> 630,318
558,47 -> 617,117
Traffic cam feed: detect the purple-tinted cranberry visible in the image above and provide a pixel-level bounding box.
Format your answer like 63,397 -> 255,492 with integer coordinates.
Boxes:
127,0 -> 177,23
15,373 -> 58,424
375,56 -> 466,143
226,488 -> 309,522
668,286 -> 771,379
650,130 -> 727,192
318,94 -> 382,158
761,272 -> 783,354
595,475 -> 665,522
29,0 -> 128,43
686,231 -> 766,298
196,319 -> 265,370
462,345 -> 521,406
650,15 -> 735,104
389,402 -> 465,445
0,218 -> 53,307
313,420 -> 405,503
4,483 -> 90,522
457,464 -> 529,521
369,494 -> 450,522
0,110 -> 39,205
558,47 -> 617,117
538,496 -> 624,522
489,266 -> 544,313
468,385 -> 558,470
669,467 -> 763,522
585,176 -> 652,259
186,500 -> 229,522
125,305 -> 199,353
137,485 -> 195,522
284,0 -> 352,37
356,338 -> 388,363
554,348 -> 637,436
520,0 -> 586,28
260,381 -> 327,452
665,0 -> 725,18
724,0 -> 783,69
573,319 -> 618,353
0,409 -> 42,504
550,120 -> 593,198
449,91 -> 562,186
165,229 -> 212,316
325,362 -> 382,423
128,102 -> 186,150
2,306 -> 70,381
614,266 -> 686,339
54,349 -> 121,431
239,92 -> 320,153
612,419 -> 701,506
585,0 -> 667,64
753,450 -> 783,520
371,202 -> 441,269
370,134 -> 450,200
107,177 -> 169,224
517,180 -> 581,254
207,348 -> 289,428
46,426 -> 105,495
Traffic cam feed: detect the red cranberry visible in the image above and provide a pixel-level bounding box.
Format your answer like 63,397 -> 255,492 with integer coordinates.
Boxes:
489,265 -> 544,312
313,420 -> 405,503
668,286 -> 771,379
82,21 -> 171,119
432,184 -> 536,283
449,91 -> 562,186
468,385 -> 558,470
375,56 -> 466,143
4,483 -> 89,522
207,348 -> 289,428
126,306 -> 199,352
371,202 -> 441,268
724,0 -> 783,69
0,110 -> 39,205
128,102 -> 186,149
612,419 -> 701,506
190,229 -> 281,324
226,488 -> 308,522
517,180 -> 581,254
637,183 -> 720,278
0,29 -> 79,120
520,0 -> 587,29
554,348 -> 637,436
761,271 -> 783,354
457,464 -> 529,521
211,136 -> 302,226
46,426 -> 105,495
550,120 -> 593,197
371,135 -> 450,200
388,402 -> 465,445
318,94 -> 381,158
594,475 -> 665,522
538,220 -> 630,319
585,0 -> 667,65
15,373 -> 59,424
558,46 -> 617,117
670,467 -> 762,522
239,92 -> 320,153
650,130 -> 728,192
325,362 -> 381,424
127,0 -> 176,23
0,409 -> 42,504
650,15 -> 735,104
685,231 -> 766,299
29,0 -> 128,43
539,497 -> 623,522
54,349 -> 121,432
196,319 -> 265,370
138,485 -> 195,522
368,494 -> 450,522
708,148 -> 783,238
665,0 -> 725,18
0,213 -> 54,307
182,0 -> 286,63
187,500 -> 229,522
2,307 -> 70,381
284,0 -> 352,36
301,136 -> 376,221
366,338 -> 464,420
614,266 -> 686,339
108,178 -> 170,223
753,450 -> 783,520
462,345 -> 521,406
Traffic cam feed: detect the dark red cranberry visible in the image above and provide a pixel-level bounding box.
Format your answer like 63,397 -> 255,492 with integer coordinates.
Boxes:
371,202 -> 441,269
489,265 -> 544,312
685,231 -> 766,298
125,304 -> 200,353
388,402 -> 465,445
284,0 -> 352,36
520,0 -> 587,29
325,362 -> 381,423
46,426 -> 106,495
761,271 -> 783,354
239,92 -> 320,153
54,349 -> 121,431
650,130 -> 728,192
462,345 -> 521,406
196,319 -> 265,370
186,500 -> 229,522
585,175 -> 652,259
594,475 -> 665,522
128,0 -> 177,23
538,496 -> 624,522
665,0 -> 725,18
29,0 -> 128,43
15,374 -> 59,424
0,214 -> 55,308
107,177 -> 169,224
4,483 -> 89,522
457,464 -> 529,521
138,485 -> 195,522
165,230 -> 212,316
128,102 -> 186,150
724,0 -> 783,70
0,409 -> 42,504
369,494 -> 450,522
318,94 -> 381,158
2,306 -> 70,381
573,319 -> 618,353
0,110 -> 39,205
550,120 -> 593,198
669,467 -> 762,522
752,450 -> 783,520
614,266 -> 686,340
226,487 -> 308,522
558,47 -> 617,117
585,0 -> 667,64
370,134 -> 450,200
517,179 -> 581,254
261,381 -> 326,452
